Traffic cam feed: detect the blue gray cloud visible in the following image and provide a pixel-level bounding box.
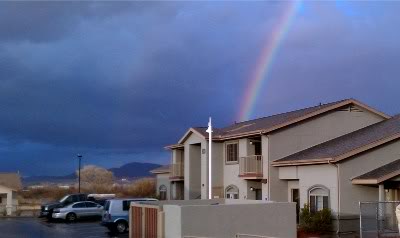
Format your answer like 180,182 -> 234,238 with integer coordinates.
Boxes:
0,1 -> 399,175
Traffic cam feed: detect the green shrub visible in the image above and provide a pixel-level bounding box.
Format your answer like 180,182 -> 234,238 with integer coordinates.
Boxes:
299,204 -> 332,234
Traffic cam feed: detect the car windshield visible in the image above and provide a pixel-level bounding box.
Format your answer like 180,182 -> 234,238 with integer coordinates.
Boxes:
59,195 -> 69,203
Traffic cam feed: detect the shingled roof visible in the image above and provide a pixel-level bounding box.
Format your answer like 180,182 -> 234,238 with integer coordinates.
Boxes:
352,159 -> 400,184
167,99 -> 389,148
150,165 -> 171,174
273,115 -> 400,166
0,173 -> 22,191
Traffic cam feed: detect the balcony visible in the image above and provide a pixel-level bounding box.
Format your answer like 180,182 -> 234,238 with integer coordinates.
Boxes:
239,155 -> 263,179
170,163 -> 184,181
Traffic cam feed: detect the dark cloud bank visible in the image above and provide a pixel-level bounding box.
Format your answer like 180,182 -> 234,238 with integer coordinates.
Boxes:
0,1 -> 399,176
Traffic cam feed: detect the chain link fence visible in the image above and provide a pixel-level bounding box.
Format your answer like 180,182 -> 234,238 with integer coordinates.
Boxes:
360,201 -> 400,238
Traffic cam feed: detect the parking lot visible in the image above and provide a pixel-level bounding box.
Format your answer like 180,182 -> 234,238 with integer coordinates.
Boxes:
0,217 -> 129,238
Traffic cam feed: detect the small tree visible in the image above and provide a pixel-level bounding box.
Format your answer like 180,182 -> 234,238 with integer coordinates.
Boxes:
299,204 -> 332,234
77,165 -> 114,193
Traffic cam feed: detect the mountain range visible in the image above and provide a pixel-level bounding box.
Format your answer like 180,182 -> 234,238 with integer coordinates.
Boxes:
23,162 -> 162,185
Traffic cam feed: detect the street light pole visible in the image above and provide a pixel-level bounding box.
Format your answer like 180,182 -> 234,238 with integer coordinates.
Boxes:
77,154 -> 82,193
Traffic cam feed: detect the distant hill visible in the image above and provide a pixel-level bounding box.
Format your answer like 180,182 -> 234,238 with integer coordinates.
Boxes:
23,162 -> 162,185
109,162 -> 161,178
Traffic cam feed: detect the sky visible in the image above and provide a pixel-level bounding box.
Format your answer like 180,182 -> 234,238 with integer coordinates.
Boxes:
1,1 -> 400,176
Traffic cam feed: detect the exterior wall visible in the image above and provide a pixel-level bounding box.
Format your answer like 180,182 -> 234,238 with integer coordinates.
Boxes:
299,165 -> 338,213
287,180 -> 299,202
211,142 -> 224,198
262,135 -> 269,200
163,205 -> 182,238
170,202 -> 296,238
268,109 -> 384,202
182,133 -> 225,200
201,141 -> 224,199
0,185 -> 17,215
339,139 -> 400,216
278,165 -> 338,213
172,149 -> 183,164
155,173 -> 171,200
223,138 -> 249,199
183,132 -> 206,200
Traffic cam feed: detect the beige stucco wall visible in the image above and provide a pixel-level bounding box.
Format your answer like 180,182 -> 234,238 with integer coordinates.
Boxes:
278,165 -> 338,213
0,185 -> 17,215
299,165 -> 338,213
268,109 -> 384,202
163,205 -> 182,238
156,173 -> 171,200
176,202 -> 296,238
210,142 -> 224,198
201,141 -> 224,199
339,139 -> 400,216
276,139 -> 400,218
183,132 -> 225,200
223,138 -> 249,199
183,132 -> 205,200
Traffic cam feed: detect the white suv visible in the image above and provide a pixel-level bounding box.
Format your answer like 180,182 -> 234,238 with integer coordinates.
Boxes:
101,198 -> 158,233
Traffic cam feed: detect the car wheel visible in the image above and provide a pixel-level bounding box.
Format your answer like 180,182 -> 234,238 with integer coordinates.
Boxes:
66,213 -> 77,222
115,221 -> 127,233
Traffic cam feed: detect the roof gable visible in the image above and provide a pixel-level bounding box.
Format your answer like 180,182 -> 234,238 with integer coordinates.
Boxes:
150,165 -> 171,174
168,99 -> 389,147
352,159 -> 400,184
0,173 -> 22,191
273,115 -> 400,166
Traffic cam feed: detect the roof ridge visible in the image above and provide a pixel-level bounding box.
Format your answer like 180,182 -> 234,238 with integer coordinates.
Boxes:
233,99 -> 350,125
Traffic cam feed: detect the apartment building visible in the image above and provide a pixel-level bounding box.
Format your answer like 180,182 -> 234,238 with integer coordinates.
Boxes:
153,98 -> 400,231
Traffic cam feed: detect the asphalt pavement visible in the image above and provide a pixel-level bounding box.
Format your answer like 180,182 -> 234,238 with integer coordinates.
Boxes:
0,217 -> 129,238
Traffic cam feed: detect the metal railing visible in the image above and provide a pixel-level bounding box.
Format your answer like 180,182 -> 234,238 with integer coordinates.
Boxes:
239,155 -> 263,177
170,163 -> 184,179
359,201 -> 400,238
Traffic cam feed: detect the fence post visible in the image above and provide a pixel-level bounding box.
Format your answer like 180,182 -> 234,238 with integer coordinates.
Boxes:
141,207 -> 145,238
359,202 -> 362,238
376,202 -> 380,238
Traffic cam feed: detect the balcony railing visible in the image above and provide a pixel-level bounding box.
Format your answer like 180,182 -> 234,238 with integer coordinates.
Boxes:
239,155 -> 263,178
170,163 -> 184,180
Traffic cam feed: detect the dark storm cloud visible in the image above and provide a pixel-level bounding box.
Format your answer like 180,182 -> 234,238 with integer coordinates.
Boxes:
0,1 -> 400,175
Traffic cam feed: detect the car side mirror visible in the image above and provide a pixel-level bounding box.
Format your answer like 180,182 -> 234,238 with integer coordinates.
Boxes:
97,205 -> 102,208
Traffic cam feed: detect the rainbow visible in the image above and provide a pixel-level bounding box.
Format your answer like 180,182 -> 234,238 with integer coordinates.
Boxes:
237,0 -> 302,122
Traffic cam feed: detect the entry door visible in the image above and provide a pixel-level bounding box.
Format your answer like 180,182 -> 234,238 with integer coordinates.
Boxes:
255,189 -> 262,200
254,142 -> 262,155
291,189 -> 300,223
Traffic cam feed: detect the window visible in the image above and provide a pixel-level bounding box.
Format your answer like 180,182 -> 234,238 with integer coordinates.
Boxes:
226,185 -> 239,199
85,202 -> 98,208
72,202 -> 86,208
159,185 -> 167,200
226,142 -> 239,163
79,194 -> 87,201
122,200 -> 133,211
308,186 -> 329,213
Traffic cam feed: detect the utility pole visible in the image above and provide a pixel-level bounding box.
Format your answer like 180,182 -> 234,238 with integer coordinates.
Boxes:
77,154 -> 82,193
206,117 -> 213,199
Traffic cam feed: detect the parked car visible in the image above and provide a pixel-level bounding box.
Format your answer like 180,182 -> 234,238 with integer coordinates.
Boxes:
40,193 -> 115,219
52,201 -> 103,222
40,193 -> 88,219
101,198 -> 158,233
87,194 -> 115,206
